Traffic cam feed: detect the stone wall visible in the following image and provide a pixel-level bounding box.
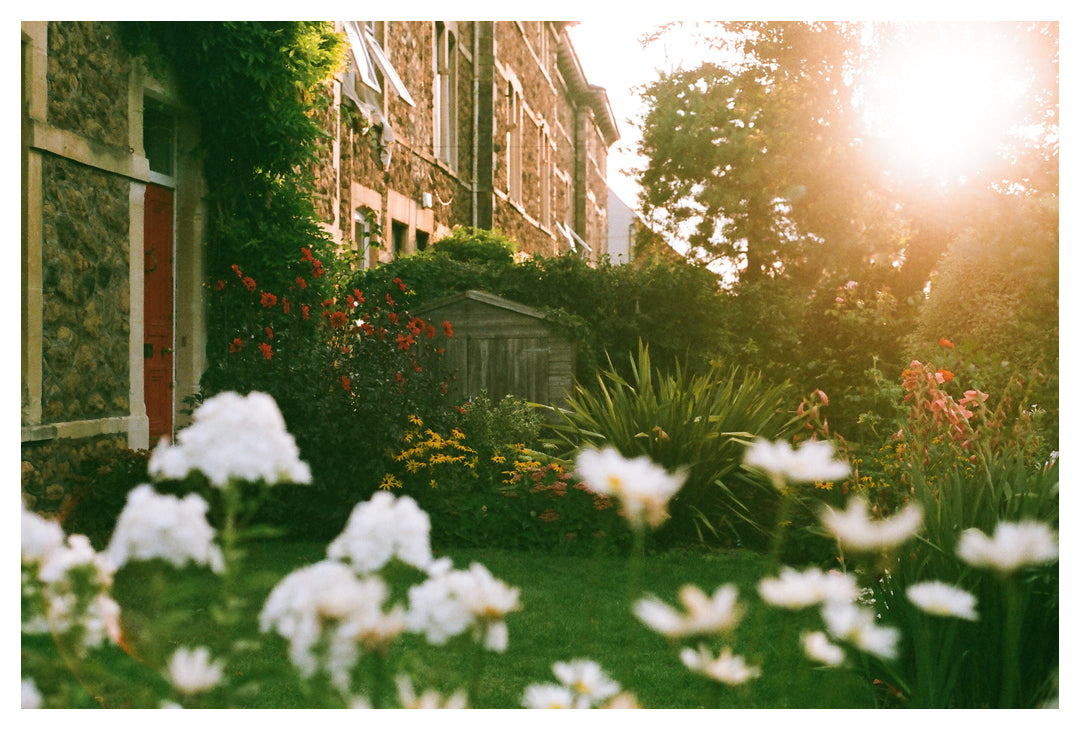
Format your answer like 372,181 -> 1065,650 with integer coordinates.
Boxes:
21,434 -> 128,519
40,156 -> 132,423
46,21 -> 131,148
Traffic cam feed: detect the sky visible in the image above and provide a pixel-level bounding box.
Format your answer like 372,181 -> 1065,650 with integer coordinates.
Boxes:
567,21 -> 711,209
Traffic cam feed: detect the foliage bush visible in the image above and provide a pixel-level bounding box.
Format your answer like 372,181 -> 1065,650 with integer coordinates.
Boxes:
199,252 -> 456,540
378,394 -> 629,554
348,228 -> 731,382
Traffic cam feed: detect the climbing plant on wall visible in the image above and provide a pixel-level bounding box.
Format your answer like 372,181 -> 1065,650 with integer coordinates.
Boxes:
121,21 -> 348,350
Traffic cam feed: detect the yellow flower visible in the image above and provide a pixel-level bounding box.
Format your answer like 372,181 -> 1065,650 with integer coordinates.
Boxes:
405,460 -> 423,473
814,480 -> 833,491
491,454 -> 506,464
408,414 -> 423,426
451,428 -> 466,441
379,474 -> 403,490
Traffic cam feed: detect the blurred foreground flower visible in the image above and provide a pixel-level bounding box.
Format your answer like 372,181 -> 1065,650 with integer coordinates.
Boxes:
634,584 -> 742,638
575,446 -> 687,530
328,491 -> 433,574
106,485 -> 224,573
801,630 -> 846,666
757,566 -> 859,610
395,675 -> 467,708
522,658 -> 626,708
167,646 -> 226,695
905,581 -> 979,621
407,560 -> 521,652
148,391 -> 311,487
956,520 -> 1058,575
821,602 -> 900,660
743,438 -> 849,487
821,497 -> 922,553
679,645 -> 761,686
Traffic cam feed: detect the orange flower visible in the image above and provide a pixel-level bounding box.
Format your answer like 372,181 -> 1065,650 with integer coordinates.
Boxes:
341,375 -> 351,391
242,276 -> 256,292
229,337 -> 244,353
260,291 -> 278,308
329,311 -> 348,328
936,369 -> 955,383
443,320 -> 454,338
939,337 -> 955,348
258,342 -> 272,360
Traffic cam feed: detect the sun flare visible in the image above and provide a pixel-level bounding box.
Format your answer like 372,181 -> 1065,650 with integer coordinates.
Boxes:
859,24 -> 1035,188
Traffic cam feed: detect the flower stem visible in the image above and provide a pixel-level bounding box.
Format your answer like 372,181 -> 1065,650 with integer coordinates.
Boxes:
1001,575 -> 1023,708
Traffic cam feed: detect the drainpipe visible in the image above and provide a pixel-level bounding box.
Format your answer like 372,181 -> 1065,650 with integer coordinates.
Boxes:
474,21 -> 495,230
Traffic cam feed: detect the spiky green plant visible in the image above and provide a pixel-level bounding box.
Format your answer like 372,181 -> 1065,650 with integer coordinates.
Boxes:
541,342 -> 796,549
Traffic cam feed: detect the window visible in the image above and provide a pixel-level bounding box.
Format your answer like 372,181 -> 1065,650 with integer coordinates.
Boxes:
539,127 -> 553,228
342,21 -> 416,109
391,220 -> 408,259
143,97 -> 176,178
507,81 -> 523,203
434,22 -> 459,171
415,229 -> 430,252
354,207 -> 376,269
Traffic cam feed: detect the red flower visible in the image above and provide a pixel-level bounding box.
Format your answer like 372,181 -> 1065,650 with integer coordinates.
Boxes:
300,247 -> 313,262
214,279 -> 225,291
282,297 -> 291,314
388,311 -> 399,325
301,304 -> 310,320
394,277 -> 407,292
231,264 -> 243,278
312,260 -> 325,278
322,299 -> 335,309
329,311 -> 348,328
295,276 -> 308,290
258,342 -> 272,360
939,337 -> 955,348
264,326 -> 274,339
426,324 -> 436,339
936,369 -> 955,383
352,289 -> 365,304
395,371 -> 405,384
341,375 -> 351,391
260,291 -> 278,308
413,361 -> 422,373
386,293 -> 395,306
443,320 -> 454,337
229,337 -> 244,353
242,276 -> 256,292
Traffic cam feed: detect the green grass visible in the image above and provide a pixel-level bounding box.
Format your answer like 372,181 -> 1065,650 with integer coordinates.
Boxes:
37,540 -> 881,708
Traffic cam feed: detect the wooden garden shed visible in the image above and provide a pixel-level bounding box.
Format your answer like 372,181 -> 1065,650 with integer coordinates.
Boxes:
414,290 -> 575,408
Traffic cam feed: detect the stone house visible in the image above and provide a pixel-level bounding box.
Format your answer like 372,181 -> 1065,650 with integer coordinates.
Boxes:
20,21 -> 617,516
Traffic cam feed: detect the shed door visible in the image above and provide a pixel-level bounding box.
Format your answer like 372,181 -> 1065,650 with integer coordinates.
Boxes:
466,336 -> 548,403
143,183 -> 174,441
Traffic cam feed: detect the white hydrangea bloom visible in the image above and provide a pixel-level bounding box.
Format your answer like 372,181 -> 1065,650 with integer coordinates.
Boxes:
259,560 -> 403,691
905,581 -> 979,621
679,645 -> 762,686
757,566 -> 859,610
743,438 -> 850,485
552,659 -> 622,708
328,492 -> 432,573
821,497 -> 923,553
821,601 -> 900,660
21,504 -> 65,564
633,583 -> 742,638
149,391 -> 311,487
406,560 -> 520,651
575,446 -> 687,530
956,520 -> 1058,575
167,646 -> 226,695
106,485 -> 224,573
38,538 -> 121,655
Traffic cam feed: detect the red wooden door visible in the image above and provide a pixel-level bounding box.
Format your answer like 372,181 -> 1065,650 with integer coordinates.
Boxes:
144,183 -> 174,441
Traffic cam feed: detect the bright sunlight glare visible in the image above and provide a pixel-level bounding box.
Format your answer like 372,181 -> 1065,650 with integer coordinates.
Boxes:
859,23 -> 1034,189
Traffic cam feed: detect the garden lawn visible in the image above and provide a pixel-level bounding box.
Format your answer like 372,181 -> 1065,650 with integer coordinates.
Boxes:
145,540 -> 879,709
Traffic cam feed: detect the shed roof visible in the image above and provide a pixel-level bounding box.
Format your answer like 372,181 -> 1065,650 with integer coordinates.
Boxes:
412,290 -> 551,322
